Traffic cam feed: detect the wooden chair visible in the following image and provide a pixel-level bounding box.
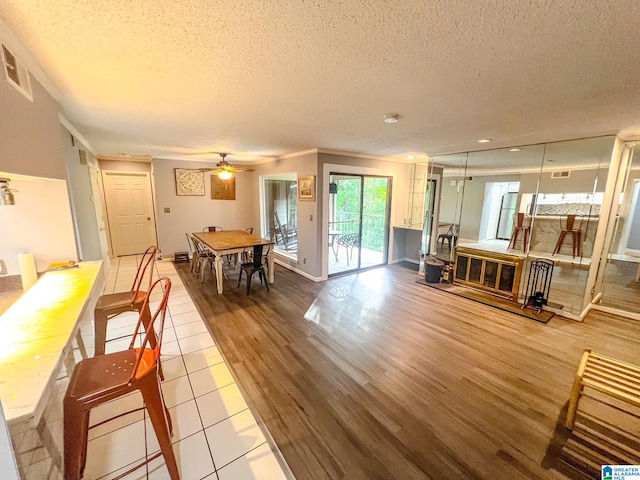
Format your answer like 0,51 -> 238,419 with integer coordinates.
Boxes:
64,277 -> 180,480
553,215 -> 583,258
94,245 -> 157,357
437,224 -> 459,250
273,212 -> 296,251
203,226 -> 223,232
565,349 -> 640,430
508,213 -> 531,251
238,244 -> 270,294
337,233 -> 360,266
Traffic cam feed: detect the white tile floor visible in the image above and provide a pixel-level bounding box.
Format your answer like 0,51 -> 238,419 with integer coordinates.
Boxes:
85,256 -> 291,480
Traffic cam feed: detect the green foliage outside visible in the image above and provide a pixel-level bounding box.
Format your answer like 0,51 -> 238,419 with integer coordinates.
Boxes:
334,177 -> 388,251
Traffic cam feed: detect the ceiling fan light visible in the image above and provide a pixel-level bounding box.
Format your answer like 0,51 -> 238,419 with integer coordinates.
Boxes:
217,170 -> 233,180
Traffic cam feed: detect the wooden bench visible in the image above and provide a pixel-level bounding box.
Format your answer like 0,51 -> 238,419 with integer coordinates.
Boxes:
565,349 -> 640,430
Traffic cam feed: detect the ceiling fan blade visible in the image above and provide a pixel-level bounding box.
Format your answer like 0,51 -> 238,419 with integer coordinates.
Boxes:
223,166 -> 255,173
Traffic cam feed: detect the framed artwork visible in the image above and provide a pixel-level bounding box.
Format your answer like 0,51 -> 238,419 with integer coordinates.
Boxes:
298,175 -> 315,202
211,175 -> 236,200
175,168 -> 205,196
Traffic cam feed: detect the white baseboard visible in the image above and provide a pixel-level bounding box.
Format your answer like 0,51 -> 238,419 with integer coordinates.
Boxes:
274,259 -> 323,282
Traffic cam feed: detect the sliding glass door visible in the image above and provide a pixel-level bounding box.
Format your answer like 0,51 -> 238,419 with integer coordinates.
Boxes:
328,173 -> 391,276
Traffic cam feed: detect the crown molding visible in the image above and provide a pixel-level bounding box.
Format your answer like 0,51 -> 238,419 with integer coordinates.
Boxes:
58,114 -> 97,156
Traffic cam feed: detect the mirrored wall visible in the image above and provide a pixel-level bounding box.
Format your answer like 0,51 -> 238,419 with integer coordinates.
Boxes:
592,142 -> 640,315
415,135 -> 624,317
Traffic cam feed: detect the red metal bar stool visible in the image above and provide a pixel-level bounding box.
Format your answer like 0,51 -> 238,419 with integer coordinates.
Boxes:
508,213 -> 531,252
64,277 -> 180,480
552,215 -> 583,258
94,246 -> 156,356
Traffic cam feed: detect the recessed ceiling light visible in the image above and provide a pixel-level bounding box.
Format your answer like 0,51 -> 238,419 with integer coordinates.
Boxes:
384,114 -> 400,123
407,154 -> 415,160
509,148 -> 521,152
478,138 -> 492,143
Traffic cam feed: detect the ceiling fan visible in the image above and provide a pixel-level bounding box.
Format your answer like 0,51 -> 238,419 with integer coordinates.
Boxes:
197,153 -> 254,180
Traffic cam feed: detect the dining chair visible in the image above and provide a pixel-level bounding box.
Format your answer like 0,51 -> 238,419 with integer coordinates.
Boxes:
437,224 -> 459,250
238,244 -> 270,294
203,226 -> 223,232
192,236 -> 218,283
185,233 -> 199,275
64,277 -> 180,480
94,245 -> 157,357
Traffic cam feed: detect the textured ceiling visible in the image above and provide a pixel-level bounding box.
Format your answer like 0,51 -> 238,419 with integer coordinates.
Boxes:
1,0 -> 640,165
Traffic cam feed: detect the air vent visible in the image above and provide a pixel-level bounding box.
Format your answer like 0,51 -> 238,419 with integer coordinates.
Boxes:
2,44 -> 33,101
551,171 -> 571,179
79,150 -> 88,165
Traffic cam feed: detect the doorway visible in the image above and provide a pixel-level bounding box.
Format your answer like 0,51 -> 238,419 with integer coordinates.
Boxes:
102,171 -> 157,256
496,192 -> 518,240
328,173 -> 391,276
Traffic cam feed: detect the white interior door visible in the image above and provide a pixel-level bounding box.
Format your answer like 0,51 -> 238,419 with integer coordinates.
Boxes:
89,165 -> 111,261
103,171 -> 156,256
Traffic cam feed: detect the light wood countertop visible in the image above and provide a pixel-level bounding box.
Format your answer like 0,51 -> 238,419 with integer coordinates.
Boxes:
0,261 -> 103,425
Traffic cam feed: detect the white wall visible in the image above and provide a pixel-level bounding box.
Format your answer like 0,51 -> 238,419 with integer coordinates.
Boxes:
0,176 -> 78,274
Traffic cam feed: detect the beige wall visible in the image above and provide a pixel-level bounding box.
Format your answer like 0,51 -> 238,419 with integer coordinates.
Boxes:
0,71 -> 66,179
253,152 -> 318,275
153,158 -> 259,259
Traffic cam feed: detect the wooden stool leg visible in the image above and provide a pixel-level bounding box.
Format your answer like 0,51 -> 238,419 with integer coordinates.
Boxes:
508,229 -> 518,249
141,375 -> 180,480
553,232 -> 567,255
565,375 -> 583,430
565,350 -> 591,430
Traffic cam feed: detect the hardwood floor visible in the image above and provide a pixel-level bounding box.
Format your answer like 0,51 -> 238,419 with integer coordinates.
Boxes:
175,261 -> 640,479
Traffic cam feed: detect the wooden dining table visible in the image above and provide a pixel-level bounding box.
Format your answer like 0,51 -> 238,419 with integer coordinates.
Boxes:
193,230 -> 275,294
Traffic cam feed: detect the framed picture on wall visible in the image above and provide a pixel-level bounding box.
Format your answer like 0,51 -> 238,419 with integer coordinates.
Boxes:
298,175 -> 315,202
211,175 -> 236,200
175,168 -> 205,196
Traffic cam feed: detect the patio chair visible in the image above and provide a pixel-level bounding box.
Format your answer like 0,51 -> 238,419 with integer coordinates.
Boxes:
337,233 -> 360,266
273,211 -> 296,251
